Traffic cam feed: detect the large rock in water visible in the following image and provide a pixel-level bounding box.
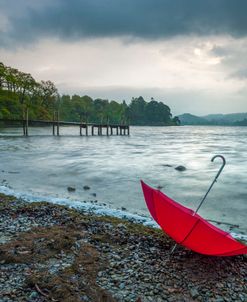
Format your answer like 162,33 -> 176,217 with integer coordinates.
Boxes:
175,165 -> 186,172
67,186 -> 76,192
83,185 -> 90,190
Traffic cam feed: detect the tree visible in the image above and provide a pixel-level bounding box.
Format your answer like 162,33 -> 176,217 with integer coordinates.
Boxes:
38,80 -> 58,110
93,98 -> 109,123
129,96 -> 146,125
0,62 -> 5,89
173,116 -> 181,125
0,62 -> 179,125
80,95 -> 94,122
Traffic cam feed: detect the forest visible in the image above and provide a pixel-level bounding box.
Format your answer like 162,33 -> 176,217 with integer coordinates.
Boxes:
0,62 -> 179,126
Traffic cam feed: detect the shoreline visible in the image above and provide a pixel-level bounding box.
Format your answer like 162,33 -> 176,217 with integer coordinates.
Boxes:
0,193 -> 246,302
0,185 -> 246,243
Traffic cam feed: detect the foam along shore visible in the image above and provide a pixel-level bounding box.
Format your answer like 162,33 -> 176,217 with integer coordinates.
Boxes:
0,185 -> 246,243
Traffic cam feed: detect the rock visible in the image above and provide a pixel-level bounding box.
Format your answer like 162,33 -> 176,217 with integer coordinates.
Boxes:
67,186 -> 76,192
215,297 -> 224,302
98,271 -> 103,277
190,288 -> 199,299
29,291 -> 39,299
80,295 -> 89,301
83,185 -> 90,190
116,223 -> 127,230
119,282 -> 125,290
175,165 -> 186,171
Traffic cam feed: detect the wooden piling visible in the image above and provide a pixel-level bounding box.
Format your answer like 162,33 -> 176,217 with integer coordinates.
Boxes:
56,111 -> 59,136
22,108 -> 29,136
25,108 -> 29,136
22,109 -> 26,136
79,123 -> 88,136
52,111 -> 55,135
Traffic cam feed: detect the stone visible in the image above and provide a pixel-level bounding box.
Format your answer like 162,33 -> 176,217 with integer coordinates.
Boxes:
83,185 -> 90,190
67,186 -> 76,192
215,297 -> 224,302
175,165 -> 186,171
156,185 -> 163,190
190,288 -> 199,299
29,291 -> 38,299
116,223 -> 127,230
119,282 -> 125,290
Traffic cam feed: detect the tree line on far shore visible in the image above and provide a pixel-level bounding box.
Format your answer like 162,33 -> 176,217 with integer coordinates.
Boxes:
0,62 -> 180,126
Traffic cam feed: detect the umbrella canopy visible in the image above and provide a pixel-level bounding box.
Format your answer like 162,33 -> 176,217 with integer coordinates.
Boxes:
141,181 -> 247,256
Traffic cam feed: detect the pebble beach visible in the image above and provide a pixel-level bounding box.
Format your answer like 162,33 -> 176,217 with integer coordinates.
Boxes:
0,193 -> 246,302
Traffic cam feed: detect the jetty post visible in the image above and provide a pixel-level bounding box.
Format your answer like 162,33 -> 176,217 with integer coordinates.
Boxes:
56,111 -> 59,136
52,111 -> 55,135
79,122 -> 88,136
52,111 -> 60,136
22,109 -> 26,136
106,117 -> 109,136
23,107 -> 29,136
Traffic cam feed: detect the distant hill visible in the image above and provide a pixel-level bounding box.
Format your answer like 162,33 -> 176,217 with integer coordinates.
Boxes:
178,112 -> 247,126
178,113 -> 210,125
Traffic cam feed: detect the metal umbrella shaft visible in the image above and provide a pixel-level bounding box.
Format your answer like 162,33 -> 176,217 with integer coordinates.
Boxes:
170,155 -> 226,254
193,155 -> 226,215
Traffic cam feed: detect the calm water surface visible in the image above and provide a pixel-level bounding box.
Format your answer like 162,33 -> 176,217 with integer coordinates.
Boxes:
0,126 -> 246,233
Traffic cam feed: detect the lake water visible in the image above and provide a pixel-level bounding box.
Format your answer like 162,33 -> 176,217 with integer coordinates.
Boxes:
0,125 -> 246,234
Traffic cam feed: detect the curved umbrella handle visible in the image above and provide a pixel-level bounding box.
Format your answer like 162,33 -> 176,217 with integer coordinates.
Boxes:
194,155 -> 226,215
211,155 -> 226,181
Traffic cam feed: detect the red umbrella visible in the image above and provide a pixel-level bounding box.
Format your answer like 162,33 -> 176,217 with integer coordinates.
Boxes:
141,155 -> 247,256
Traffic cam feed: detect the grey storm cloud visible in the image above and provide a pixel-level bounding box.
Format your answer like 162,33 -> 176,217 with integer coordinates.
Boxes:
1,0 -> 247,46
230,69 -> 247,80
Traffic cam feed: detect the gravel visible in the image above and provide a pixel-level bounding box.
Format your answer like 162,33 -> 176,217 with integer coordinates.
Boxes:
0,194 -> 246,302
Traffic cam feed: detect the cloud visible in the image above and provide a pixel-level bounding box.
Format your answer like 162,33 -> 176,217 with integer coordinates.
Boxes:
1,0 -> 247,46
1,36 -> 246,115
211,39 -> 247,81
230,69 -> 247,80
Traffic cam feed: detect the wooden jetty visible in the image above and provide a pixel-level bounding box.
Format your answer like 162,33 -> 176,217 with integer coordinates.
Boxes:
0,109 -> 130,137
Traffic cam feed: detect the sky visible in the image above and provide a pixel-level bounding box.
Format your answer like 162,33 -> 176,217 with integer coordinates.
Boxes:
0,0 -> 247,115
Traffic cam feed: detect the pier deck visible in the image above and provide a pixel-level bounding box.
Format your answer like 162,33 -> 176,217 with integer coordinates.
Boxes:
0,118 -> 130,136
